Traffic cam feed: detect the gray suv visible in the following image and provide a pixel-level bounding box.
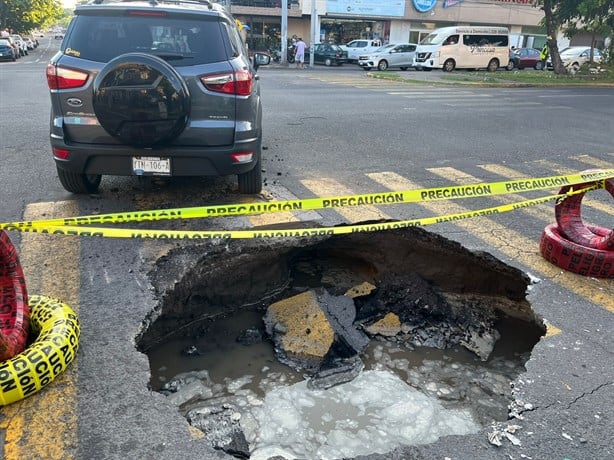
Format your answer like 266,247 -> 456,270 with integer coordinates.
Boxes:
46,0 -> 270,194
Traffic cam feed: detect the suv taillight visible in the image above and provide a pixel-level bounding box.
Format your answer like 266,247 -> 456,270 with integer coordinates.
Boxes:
201,70 -> 253,96
46,64 -> 89,90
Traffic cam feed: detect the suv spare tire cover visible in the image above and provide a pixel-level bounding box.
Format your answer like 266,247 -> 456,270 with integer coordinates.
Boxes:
93,53 -> 190,146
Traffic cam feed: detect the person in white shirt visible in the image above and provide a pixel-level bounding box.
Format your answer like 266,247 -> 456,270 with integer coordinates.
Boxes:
295,37 -> 307,69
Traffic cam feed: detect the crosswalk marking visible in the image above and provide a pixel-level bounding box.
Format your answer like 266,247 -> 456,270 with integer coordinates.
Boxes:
301,177 -> 391,223
478,163 -> 614,216
404,93 -> 494,98
366,170 -> 614,313
532,161 -> 614,215
571,154 -> 614,169
428,166 -> 554,224
445,101 -> 545,107
308,75 -> 551,108
228,191 -> 299,228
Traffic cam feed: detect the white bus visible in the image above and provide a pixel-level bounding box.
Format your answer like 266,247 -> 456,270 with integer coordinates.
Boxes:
414,26 -> 510,72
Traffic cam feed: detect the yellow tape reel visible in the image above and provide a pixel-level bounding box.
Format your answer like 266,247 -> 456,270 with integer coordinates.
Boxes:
0,295 -> 80,406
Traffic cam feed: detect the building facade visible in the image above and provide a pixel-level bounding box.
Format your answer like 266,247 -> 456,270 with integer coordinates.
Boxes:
228,0 -> 568,52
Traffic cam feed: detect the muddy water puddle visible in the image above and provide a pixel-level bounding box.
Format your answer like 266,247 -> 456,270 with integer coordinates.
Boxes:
149,308 -> 539,424
138,228 -> 545,459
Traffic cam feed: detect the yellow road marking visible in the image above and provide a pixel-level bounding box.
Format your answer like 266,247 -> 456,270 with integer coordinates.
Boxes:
429,166 -> 554,223
479,162 -> 614,218
570,154 -> 613,169
531,160 -> 614,215
247,190 -> 300,227
545,322 -> 563,338
367,171 -> 614,313
301,177 -> 391,222
1,201 -> 80,460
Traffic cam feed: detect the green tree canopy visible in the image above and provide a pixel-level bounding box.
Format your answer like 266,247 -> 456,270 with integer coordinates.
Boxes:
1,0 -> 65,33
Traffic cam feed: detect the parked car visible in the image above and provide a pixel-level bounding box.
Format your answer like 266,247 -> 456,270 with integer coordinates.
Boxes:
358,43 -> 417,71
10,35 -> 28,56
304,43 -> 348,66
11,34 -> 28,56
46,0 -> 271,194
339,39 -> 382,63
549,46 -> 602,71
23,36 -> 37,49
509,47 -> 543,70
4,36 -> 21,59
0,38 -> 18,61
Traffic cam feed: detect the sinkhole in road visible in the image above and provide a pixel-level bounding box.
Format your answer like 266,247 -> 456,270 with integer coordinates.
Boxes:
137,226 -> 545,459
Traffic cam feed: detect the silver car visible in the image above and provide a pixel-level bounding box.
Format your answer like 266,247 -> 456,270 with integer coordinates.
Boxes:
358,43 -> 417,71
10,35 -> 28,56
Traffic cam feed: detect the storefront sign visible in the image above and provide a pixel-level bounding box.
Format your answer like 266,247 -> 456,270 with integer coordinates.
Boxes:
326,0 -> 405,17
443,0 -> 464,8
412,0 -> 438,13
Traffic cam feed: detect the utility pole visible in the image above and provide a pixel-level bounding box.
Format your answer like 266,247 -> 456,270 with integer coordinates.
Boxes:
281,0 -> 288,64
309,0 -> 316,68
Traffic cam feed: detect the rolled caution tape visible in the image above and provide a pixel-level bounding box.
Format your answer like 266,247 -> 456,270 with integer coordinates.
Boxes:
0,295 -> 80,406
1,169 -> 612,231
0,230 -> 30,361
555,178 -> 614,251
540,223 -> 614,279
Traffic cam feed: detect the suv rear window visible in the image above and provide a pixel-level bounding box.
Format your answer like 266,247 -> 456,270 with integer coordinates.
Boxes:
64,14 -> 230,65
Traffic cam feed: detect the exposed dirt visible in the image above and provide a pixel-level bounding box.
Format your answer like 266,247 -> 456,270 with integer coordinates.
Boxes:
139,226 -> 539,352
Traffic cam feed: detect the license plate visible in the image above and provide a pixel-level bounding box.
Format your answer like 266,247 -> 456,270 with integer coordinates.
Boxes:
132,156 -> 171,176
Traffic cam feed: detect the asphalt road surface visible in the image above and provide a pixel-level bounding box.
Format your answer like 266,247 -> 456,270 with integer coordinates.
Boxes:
0,38 -> 613,460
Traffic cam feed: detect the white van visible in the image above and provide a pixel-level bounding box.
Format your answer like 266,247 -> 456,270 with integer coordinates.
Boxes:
414,26 -> 510,72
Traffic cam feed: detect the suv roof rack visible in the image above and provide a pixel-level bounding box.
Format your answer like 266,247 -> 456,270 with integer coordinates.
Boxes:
89,0 -> 214,8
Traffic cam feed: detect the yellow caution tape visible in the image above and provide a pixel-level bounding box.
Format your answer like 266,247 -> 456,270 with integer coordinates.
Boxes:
3,187 -> 602,240
1,170 -> 612,233
0,295 -> 80,406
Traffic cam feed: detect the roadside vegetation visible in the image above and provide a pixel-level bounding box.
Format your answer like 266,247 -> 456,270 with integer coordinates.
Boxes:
443,63 -> 614,85
370,64 -> 614,86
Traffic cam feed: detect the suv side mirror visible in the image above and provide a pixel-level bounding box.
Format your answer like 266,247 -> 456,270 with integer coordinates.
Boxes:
253,52 -> 271,71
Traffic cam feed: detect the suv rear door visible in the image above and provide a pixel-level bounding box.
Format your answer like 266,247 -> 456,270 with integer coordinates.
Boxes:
52,9 -> 239,147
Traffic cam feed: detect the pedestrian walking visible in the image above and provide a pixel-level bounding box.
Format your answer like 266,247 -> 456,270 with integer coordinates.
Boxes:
295,37 -> 306,69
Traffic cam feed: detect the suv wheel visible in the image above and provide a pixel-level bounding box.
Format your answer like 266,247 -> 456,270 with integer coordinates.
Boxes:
57,167 -> 102,194
237,152 -> 262,194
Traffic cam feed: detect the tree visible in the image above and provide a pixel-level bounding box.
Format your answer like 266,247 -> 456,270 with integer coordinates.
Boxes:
536,0 -> 569,74
538,0 -> 614,71
568,0 -> 614,64
0,0 -> 64,33
535,0 -> 614,72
